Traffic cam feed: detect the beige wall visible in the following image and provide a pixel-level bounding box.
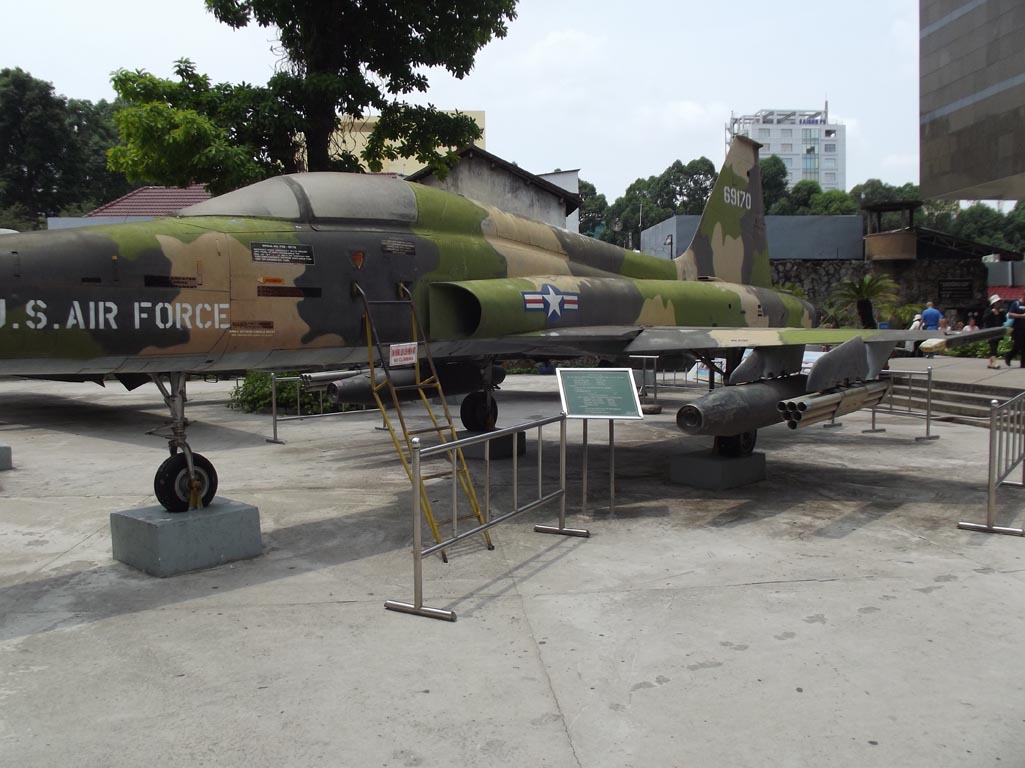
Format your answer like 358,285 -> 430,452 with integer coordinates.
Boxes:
332,111 -> 486,176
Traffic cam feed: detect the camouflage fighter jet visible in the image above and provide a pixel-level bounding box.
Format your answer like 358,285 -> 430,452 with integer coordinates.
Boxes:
0,137 -> 988,511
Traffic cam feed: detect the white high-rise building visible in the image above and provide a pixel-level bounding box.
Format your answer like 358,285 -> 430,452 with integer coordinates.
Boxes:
726,104 -> 846,191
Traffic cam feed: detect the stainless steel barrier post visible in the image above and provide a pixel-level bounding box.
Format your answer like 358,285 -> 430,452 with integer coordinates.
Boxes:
609,419 -> 616,514
535,417 -> 589,537
385,438 -> 457,621
581,418 -> 588,515
862,404 -> 885,434
266,373 -> 285,444
959,397 -> 1025,536
915,366 -> 940,441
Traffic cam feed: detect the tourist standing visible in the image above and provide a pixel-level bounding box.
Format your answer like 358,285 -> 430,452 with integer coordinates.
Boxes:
982,295 -> 1006,369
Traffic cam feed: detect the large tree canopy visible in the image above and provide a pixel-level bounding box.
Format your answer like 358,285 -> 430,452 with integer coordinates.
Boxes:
111,1 -> 518,191
0,68 -> 133,228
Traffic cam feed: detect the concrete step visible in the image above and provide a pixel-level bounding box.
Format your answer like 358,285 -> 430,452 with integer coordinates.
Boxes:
880,374 -> 1023,425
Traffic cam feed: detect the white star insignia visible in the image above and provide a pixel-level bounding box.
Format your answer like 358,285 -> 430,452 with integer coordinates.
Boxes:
542,285 -> 564,318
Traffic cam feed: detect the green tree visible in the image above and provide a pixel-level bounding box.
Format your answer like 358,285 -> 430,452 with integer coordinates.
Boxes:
652,157 -> 717,215
760,155 -> 788,211
950,203 -> 1009,249
603,176 -> 671,249
578,179 -> 608,239
0,68 -> 77,224
1006,200 -> 1025,252
0,68 -> 133,224
110,60 -> 302,194
830,273 -> 899,329
64,98 -> 136,210
808,189 -> 858,215
203,0 -> 518,175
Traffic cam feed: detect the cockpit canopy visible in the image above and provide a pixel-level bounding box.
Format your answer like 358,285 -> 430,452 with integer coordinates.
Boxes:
178,173 -> 418,224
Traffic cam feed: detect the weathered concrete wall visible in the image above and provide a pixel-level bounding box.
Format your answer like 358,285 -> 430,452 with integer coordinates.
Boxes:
418,155 -> 570,229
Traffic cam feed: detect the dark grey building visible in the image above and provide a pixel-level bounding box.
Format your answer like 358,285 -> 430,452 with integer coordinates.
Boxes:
641,215 -> 864,261
920,0 -> 1025,200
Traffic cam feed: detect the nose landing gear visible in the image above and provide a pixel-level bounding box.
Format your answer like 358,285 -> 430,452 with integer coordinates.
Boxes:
151,373 -> 219,512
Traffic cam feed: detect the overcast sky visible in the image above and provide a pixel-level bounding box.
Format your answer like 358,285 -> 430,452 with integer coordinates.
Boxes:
6,0 -> 919,201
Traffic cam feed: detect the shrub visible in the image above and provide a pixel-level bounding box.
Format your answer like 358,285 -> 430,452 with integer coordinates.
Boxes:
229,371 -> 342,414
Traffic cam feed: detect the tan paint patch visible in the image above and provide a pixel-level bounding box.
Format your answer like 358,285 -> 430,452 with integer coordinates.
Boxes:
154,232 -> 230,290
637,296 -> 678,325
481,206 -> 572,277
481,207 -> 567,254
675,249 -> 699,280
710,224 -> 745,284
490,238 -> 573,277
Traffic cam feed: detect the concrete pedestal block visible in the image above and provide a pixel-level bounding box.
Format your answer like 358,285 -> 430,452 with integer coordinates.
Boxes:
669,451 -> 766,490
110,497 -> 262,577
456,430 -> 526,460
0,444 -> 11,471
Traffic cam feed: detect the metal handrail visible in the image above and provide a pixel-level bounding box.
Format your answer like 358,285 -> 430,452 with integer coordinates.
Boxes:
385,414 -> 589,622
873,366 -> 940,441
266,372 -> 370,444
959,392 -> 1025,536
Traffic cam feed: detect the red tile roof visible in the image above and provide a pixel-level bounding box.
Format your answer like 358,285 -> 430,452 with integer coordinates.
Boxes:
87,184 -> 210,217
988,287 -> 1024,302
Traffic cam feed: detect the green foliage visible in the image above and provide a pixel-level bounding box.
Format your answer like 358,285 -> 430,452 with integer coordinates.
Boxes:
600,157 -> 717,249
944,336 -> 1011,358
760,155 -> 788,211
830,273 -> 899,329
110,0 -> 518,189
0,203 -> 37,231
109,60 -> 301,194
0,68 -> 134,221
950,203 -> 1011,249
229,371 -> 342,414
808,189 -> 858,215
578,179 -> 608,239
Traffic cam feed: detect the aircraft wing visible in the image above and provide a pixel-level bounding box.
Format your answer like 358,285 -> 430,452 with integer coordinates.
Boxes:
518,325 -> 1002,356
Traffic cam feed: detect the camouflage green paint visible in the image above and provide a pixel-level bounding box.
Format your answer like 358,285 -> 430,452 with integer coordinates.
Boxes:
0,137 -> 865,380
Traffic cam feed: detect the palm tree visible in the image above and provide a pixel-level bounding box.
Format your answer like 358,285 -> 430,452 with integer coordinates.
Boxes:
830,273 -> 899,329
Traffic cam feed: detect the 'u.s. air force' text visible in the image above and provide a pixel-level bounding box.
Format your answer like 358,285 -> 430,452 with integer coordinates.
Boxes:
0,299 -> 230,331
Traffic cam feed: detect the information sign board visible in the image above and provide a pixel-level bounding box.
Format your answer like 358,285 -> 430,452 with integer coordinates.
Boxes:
556,368 -> 643,420
389,342 -> 418,367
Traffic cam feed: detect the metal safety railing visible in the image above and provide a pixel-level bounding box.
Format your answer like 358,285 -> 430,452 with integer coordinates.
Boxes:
864,366 -> 939,441
959,393 -> 1025,536
265,372 -> 370,444
385,414 -> 589,622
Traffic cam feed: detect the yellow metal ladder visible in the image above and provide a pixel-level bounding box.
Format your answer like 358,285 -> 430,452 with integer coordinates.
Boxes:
352,283 -> 493,560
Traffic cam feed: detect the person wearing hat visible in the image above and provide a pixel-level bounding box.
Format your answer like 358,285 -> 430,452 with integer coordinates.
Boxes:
905,313 -> 923,354
1006,289 -> 1025,367
982,294 -> 1006,368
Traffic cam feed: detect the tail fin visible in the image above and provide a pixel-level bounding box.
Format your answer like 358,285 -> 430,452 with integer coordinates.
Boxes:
674,135 -> 771,287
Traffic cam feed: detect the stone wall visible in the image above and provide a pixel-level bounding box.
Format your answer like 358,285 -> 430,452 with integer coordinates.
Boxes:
770,260 -> 868,308
771,258 -> 990,322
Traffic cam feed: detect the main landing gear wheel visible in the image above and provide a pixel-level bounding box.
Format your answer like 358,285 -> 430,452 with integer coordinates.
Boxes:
714,430 -> 757,458
154,452 -> 218,513
460,391 -> 498,432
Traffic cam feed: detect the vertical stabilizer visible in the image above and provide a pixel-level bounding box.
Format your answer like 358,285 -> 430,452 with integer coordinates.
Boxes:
674,135 -> 771,287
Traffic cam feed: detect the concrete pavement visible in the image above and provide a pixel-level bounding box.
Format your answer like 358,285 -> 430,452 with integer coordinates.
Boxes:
2,365 -> 1025,767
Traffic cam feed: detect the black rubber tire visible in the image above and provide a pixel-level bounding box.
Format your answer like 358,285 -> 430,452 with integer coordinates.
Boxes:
714,430 -> 757,458
154,452 -> 218,512
460,392 -> 498,432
